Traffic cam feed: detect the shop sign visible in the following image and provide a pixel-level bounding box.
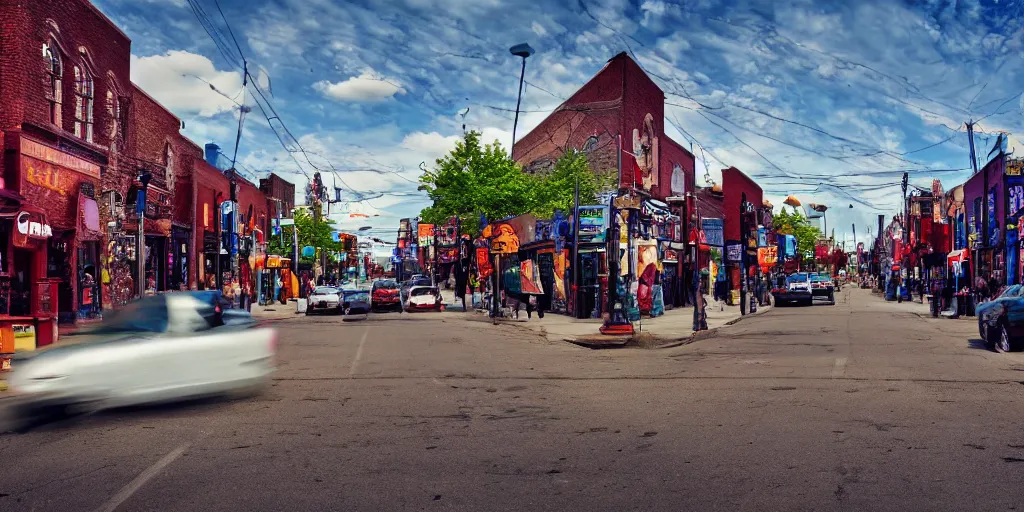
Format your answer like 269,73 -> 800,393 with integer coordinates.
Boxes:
21,137 -> 101,179
16,211 -> 52,238
701,218 -> 724,247
24,159 -> 78,197
725,242 -> 742,262
1007,159 -> 1023,177
266,255 -> 282,268
577,205 -> 608,243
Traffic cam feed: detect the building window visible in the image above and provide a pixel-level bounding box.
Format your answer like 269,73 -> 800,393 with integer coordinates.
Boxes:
164,144 -> 175,192
44,41 -> 62,127
106,90 -> 120,151
73,65 -> 94,142
582,135 -> 599,153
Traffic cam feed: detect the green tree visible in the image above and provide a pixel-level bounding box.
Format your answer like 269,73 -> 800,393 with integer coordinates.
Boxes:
419,132 -> 616,233
773,206 -> 822,256
532,149 -> 603,218
267,208 -> 343,263
419,131 -> 536,234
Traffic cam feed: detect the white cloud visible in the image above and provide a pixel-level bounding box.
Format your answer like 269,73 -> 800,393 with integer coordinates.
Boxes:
313,72 -> 407,102
130,51 -> 243,117
400,132 -> 461,158
531,21 -> 547,36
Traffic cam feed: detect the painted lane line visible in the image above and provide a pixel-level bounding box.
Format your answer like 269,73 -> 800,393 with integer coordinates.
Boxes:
94,443 -> 191,512
349,327 -> 370,378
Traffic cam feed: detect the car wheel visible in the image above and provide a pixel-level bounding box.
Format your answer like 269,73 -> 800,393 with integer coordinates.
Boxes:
997,323 -> 1015,353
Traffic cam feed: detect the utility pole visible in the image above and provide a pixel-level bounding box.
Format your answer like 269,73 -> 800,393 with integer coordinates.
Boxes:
136,170 -> 152,299
967,120 -> 984,283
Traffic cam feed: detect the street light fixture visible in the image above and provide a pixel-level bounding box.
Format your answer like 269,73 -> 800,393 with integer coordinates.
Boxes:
508,42 -> 535,161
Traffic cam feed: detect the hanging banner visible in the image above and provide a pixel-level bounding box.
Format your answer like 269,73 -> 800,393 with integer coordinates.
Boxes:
757,246 -> 778,270
476,247 -> 493,279
438,217 -> 459,247
701,218 -> 724,247
417,224 -> 435,246
519,259 -> 544,295
757,226 -> 767,247
726,242 -> 743,262
490,214 -> 535,254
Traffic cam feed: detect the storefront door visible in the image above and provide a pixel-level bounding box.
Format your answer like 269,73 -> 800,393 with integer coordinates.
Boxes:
145,236 -> 167,293
47,234 -> 74,322
77,241 -> 101,320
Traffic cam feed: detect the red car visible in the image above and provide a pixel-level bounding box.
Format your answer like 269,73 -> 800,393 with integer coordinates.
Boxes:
371,279 -> 401,312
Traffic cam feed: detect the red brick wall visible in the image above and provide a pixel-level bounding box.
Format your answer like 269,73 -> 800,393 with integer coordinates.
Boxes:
0,0 -> 130,148
722,167 -> 763,242
514,56 -> 626,180
259,173 -> 295,217
512,53 -> 694,203
237,177 -> 268,235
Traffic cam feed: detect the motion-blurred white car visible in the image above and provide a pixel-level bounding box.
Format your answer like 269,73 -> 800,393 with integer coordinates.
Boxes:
7,294 -> 277,421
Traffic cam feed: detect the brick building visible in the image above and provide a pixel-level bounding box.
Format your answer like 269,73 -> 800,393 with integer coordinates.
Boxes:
512,52 -> 698,314
0,0 -> 133,333
513,52 -> 695,204
260,172 -> 296,223
0,0 -> 294,347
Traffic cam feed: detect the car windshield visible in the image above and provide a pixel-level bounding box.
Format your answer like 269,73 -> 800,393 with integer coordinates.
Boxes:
312,286 -> 339,295
411,287 -> 437,297
787,273 -> 809,284
375,280 -> 399,290
811,275 -> 829,282
1000,285 -> 1022,298
90,296 -> 169,334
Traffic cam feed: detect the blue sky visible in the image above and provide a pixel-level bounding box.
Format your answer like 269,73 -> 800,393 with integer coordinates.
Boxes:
95,0 -> 1024,243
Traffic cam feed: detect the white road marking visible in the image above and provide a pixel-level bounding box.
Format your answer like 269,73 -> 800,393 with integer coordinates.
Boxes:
349,327 -> 370,378
831,357 -> 848,379
94,443 -> 190,512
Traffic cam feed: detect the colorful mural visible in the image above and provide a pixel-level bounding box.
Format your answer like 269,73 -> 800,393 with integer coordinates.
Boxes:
519,259 -> 544,295
636,240 -> 661,313
632,113 -> 659,191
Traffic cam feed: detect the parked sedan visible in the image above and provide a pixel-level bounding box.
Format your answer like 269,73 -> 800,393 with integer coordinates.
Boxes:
7,294 -> 277,428
404,285 -> 442,311
341,288 -> 371,318
371,279 -> 401,312
772,273 -> 813,306
306,286 -> 343,315
977,285 -> 1024,352
810,273 -> 836,305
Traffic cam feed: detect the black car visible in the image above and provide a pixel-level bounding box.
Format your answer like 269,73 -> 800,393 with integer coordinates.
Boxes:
977,285 -> 1024,352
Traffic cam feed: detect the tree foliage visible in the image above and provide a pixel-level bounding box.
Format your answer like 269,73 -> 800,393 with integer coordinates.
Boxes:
419,131 -> 612,233
773,206 -> 822,256
267,208 -> 343,262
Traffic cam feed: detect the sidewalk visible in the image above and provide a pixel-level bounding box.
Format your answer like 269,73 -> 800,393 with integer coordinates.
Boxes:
475,296 -> 770,347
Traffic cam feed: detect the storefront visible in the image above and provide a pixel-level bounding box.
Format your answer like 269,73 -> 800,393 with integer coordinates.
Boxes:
10,135 -> 103,325
573,205 -> 608,319
169,226 -> 191,291
199,230 -> 219,290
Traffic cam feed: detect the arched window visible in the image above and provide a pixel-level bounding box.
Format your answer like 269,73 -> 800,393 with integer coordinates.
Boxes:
43,40 -> 62,127
106,90 -> 119,151
73,65 -> 94,142
163,143 -> 175,191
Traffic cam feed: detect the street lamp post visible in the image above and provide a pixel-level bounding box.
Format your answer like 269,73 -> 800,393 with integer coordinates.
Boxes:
508,43 -> 534,160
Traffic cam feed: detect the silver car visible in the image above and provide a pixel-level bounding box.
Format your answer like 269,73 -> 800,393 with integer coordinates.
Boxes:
5,294 -> 277,429
307,286 -> 343,315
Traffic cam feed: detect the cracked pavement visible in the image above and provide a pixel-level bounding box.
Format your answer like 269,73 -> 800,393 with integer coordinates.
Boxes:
1,288 -> 1023,511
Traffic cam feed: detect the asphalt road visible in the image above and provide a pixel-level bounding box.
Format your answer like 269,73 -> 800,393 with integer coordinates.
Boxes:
2,288 -> 1023,511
